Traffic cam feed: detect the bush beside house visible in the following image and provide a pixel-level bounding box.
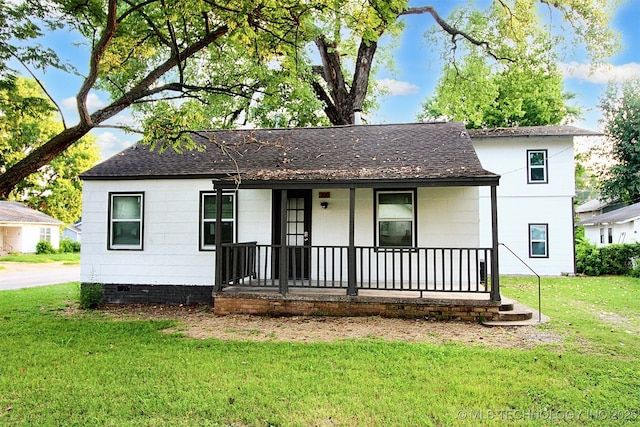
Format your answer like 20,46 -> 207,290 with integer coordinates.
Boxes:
576,240 -> 640,277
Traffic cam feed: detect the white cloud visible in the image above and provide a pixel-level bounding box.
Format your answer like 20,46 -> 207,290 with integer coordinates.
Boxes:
376,79 -> 420,96
61,92 -> 107,112
95,131 -> 134,160
561,62 -> 640,84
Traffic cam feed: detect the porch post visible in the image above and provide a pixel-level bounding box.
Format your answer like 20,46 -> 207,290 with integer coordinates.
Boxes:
490,184 -> 501,302
347,187 -> 358,296
214,187 -> 224,292
279,189 -> 288,295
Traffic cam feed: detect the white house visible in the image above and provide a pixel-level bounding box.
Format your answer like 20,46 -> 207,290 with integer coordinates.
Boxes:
80,122 -> 503,306
0,201 -> 62,254
469,126 -> 599,276
578,202 -> 640,246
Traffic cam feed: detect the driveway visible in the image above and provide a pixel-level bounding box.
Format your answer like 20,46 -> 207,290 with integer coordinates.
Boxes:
0,262 -> 80,290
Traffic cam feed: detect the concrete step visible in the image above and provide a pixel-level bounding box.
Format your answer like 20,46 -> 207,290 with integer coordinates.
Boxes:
499,302 -> 515,311
498,309 -> 533,322
482,298 -> 549,326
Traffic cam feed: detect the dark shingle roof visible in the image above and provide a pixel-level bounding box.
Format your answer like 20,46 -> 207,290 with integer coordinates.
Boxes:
0,201 -> 63,225
81,122 -> 499,187
468,125 -> 601,138
578,202 -> 640,226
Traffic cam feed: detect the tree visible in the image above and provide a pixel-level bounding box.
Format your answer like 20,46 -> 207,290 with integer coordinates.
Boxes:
419,54 -> 579,128
598,79 -> 640,204
0,0 -> 315,197
418,3 -> 583,128
0,77 -> 99,223
0,0 -> 621,197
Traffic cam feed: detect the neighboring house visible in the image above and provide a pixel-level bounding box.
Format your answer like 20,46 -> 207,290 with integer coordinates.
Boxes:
0,201 -> 62,255
469,126 -> 600,276
80,122 -> 503,307
63,220 -> 82,243
578,202 -> 640,246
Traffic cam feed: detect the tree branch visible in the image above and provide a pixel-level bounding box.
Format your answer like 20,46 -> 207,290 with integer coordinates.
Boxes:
9,52 -> 67,129
1,21 -> 230,198
401,5 -> 511,62
76,0 -> 119,126
349,39 -> 378,114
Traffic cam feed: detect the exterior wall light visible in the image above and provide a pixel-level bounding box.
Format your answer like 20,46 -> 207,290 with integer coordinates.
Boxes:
320,202 -> 328,209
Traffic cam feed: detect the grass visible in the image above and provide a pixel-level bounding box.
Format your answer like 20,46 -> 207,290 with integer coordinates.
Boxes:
0,277 -> 639,426
0,252 -> 80,265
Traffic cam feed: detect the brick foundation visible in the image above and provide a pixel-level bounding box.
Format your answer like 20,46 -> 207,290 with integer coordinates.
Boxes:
88,283 -> 214,305
213,292 -> 500,322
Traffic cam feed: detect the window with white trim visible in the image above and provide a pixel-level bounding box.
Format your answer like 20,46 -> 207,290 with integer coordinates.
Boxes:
527,149 -> 548,183
529,224 -> 548,258
39,227 -> 51,242
375,190 -> 415,247
108,193 -> 143,250
200,192 -> 235,250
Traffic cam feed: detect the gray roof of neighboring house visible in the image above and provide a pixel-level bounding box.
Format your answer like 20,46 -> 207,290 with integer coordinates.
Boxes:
468,125 -> 601,139
81,122 -> 500,188
575,199 -> 609,213
0,201 -> 63,225
578,202 -> 640,226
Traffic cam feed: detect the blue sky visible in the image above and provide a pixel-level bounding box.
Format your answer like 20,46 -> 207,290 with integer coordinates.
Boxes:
24,0 -> 640,159
373,0 -> 640,129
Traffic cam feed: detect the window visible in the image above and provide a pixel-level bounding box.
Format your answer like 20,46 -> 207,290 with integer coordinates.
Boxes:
527,149 -> 548,183
375,190 -> 415,247
529,224 -> 548,258
608,227 -> 613,244
200,192 -> 235,250
109,193 -> 143,250
600,228 -> 605,244
39,227 -> 51,242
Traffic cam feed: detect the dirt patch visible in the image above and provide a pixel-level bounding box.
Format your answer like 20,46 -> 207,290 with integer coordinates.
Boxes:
597,311 -> 639,334
94,304 -> 563,349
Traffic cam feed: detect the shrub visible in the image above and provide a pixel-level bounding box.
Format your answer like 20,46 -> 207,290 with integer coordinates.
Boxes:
576,241 -> 640,276
575,241 -> 601,276
80,283 -> 103,309
59,238 -> 81,253
36,240 -> 56,254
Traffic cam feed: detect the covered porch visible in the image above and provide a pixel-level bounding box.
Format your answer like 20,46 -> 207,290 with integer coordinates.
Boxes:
211,182 -> 502,320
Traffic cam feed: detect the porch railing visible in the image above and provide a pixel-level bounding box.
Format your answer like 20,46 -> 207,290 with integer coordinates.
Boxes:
218,243 -> 492,296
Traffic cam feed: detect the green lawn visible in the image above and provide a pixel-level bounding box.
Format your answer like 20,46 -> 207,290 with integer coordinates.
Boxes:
0,277 -> 639,426
0,252 -> 80,264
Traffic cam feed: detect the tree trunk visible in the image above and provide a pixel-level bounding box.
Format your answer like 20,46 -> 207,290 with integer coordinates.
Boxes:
312,36 -> 378,126
0,125 -> 92,198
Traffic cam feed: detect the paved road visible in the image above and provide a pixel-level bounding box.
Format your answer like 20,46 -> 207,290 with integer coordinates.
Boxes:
0,263 -> 80,290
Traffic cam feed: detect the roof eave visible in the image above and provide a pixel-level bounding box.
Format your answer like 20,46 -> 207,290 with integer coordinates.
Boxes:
212,175 -> 500,190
